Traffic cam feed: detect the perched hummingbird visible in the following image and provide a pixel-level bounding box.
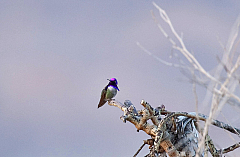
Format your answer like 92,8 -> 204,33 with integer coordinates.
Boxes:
98,78 -> 120,108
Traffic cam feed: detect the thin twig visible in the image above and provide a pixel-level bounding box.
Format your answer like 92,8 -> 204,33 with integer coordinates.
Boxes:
222,142 -> 240,154
136,42 -> 188,69
133,143 -> 146,157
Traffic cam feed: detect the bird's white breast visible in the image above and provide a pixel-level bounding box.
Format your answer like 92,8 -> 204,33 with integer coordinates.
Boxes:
106,86 -> 117,99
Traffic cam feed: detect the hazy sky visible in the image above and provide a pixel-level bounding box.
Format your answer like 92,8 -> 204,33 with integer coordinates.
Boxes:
0,1 -> 240,156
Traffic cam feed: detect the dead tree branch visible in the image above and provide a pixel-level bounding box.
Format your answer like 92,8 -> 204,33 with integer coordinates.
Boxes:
107,99 -> 240,156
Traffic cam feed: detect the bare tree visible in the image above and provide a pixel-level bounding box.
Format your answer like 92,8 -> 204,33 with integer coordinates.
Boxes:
101,2 -> 240,157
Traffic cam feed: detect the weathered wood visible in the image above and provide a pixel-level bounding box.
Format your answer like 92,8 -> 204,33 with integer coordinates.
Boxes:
106,99 -> 240,156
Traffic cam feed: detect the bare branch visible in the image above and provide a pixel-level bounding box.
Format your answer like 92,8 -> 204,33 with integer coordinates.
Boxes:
136,42 -> 188,69
152,2 -> 220,84
133,142 -> 146,157
222,142 -> 240,154
106,98 -> 240,156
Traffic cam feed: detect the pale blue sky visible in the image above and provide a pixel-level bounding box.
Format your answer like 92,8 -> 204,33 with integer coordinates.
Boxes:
0,0 -> 240,156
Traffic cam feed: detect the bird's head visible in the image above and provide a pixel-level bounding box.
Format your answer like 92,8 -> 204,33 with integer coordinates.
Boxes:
107,78 -> 118,85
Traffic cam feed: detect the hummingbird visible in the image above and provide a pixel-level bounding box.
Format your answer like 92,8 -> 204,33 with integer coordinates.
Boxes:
98,78 -> 120,108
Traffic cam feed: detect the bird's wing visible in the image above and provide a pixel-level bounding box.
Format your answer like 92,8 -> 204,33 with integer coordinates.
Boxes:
97,89 -> 107,108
